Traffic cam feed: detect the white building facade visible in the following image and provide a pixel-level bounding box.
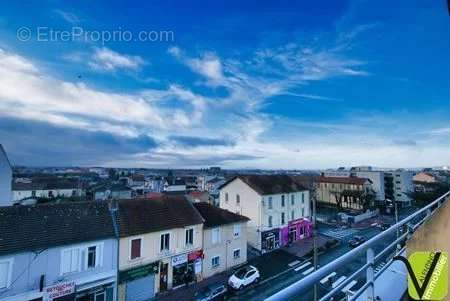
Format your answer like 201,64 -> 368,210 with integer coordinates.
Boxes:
219,175 -> 312,253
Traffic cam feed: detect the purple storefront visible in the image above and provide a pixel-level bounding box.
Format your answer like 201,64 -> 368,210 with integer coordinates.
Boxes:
280,218 -> 313,246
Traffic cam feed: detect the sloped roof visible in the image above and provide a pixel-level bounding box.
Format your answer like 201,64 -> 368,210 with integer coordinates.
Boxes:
117,195 -> 204,237
220,175 -> 308,195
0,202 -> 115,255
193,202 -> 249,228
317,176 -> 370,185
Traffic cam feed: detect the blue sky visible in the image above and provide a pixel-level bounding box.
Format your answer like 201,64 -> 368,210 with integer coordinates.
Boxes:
0,0 -> 449,169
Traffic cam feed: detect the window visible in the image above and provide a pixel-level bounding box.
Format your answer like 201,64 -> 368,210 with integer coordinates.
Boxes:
302,208 -> 305,217
236,194 -> 240,205
160,233 -> 170,251
212,256 -> 220,268
233,249 -> 241,259
185,228 -> 194,246
268,197 -> 273,209
72,190 -> 77,196
225,192 -> 229,203
281,195 -> 285,207
291,195 -> 294,205
87,246 -> 97,268
233,224 -> 241,237
212,227 -> 221,244
130,238 -> 142,259
291,210 -> 295,220
281,212 -> 285,224
31,190 -> 36,197
61,248 -> 80,274
268,216 -> 273,227
302,193 -> 305,204
0,259 -> 13,289
48,190 -> 54,198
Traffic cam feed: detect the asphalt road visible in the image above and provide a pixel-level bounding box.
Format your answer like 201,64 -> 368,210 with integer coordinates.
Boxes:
230,224 -> 398,301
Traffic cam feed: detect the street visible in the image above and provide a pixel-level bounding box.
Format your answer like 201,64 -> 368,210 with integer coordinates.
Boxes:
230,223 -> 396,301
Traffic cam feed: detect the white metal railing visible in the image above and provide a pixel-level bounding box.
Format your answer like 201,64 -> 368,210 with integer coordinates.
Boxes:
265,191 -> 450,301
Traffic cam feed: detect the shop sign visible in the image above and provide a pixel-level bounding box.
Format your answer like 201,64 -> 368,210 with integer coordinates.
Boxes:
171,253 -> 188,266
188,250 -> 203,261
119,262 -> 159,284
194,258 -> 202,274
45,281 -> 75,300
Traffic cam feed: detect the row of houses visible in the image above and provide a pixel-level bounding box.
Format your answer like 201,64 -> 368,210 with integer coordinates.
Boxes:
0,196 -> 249,301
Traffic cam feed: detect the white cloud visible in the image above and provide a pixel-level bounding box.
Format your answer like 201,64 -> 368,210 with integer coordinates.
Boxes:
88,47 -> 145,72
54,9 -> 81,24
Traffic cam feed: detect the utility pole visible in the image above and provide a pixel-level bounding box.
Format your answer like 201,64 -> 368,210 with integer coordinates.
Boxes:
311,180 -> 318,301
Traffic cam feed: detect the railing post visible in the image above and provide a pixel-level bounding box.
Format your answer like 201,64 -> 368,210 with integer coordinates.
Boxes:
366,248 -> 375,301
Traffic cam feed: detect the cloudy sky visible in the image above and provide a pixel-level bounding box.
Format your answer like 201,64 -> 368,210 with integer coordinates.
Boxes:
0,0 -> 449,169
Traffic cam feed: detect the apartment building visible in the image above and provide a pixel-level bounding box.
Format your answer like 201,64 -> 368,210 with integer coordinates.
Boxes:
219,175 -> 311,254
193,202 -> 249,278
316,176 -> 374,211
353,171 -> 385,202
384,170 -> 414,207
0,202 -> 118,301
116,196 -> 204,301
0,145 -> 12,207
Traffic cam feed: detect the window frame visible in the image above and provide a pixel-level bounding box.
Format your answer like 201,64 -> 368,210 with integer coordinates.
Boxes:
85,242 -> 104,269
129,237 -> 143,260
233,248 -> 241,259
212,227 -> 221,244
60,247 -> 81,275
160,232 -> 171,252
233,224 -> 241,238
211,255 -> 220,268
185,228 -> 194,246
0,258 -> 14,289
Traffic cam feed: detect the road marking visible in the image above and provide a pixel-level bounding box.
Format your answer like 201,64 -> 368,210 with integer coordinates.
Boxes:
294,261 -> 311,272
332,276 -> 347,288
288,260 -> 301,267
320,271 -> 337,284
341,280 -> 357,293
302,267 -> 315,275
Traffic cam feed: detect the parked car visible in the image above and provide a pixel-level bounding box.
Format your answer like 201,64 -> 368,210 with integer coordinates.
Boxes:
348,235 -> 365,248
193,283 -> 228,301
228,265 -> 260,290
378,223 -> 391,231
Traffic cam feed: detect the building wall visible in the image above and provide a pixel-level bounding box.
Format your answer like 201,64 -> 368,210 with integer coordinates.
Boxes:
386,171 -> 413,206
219,178 -> 310,251
260,191 -> 310,231
316,181 -> 365,208
0,146 -> 12,207
355,171 -> 385,201
407,197 -> 450,290
12,188 -> 85,202
202,222 -> 248,278
0,238 -> 117,300
118,223 -> 203,296
219,178 -> 262,250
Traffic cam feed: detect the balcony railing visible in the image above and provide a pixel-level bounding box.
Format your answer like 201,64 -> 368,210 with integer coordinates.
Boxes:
265,191 -> 450,301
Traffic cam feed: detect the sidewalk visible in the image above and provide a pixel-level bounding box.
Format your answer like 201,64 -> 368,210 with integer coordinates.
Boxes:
153,270 -> 231,301
152,248 -> 301,301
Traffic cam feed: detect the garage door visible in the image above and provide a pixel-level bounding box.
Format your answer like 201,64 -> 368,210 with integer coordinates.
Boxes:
126,274 -> 155,301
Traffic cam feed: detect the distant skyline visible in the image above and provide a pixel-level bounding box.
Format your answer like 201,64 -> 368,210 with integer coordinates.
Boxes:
1,0 -> 450,169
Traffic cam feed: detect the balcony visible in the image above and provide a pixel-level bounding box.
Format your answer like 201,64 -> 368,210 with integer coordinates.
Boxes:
265,191 -> 450,301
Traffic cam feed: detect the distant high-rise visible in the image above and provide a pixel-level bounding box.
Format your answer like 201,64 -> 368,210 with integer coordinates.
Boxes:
0,144 -> 12,206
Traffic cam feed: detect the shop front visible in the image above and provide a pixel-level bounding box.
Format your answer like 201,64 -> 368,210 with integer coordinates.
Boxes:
280,218 -> 313,246
171,250 -> 203,288
261,229 -> 280,253
119,262 -> 158,301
